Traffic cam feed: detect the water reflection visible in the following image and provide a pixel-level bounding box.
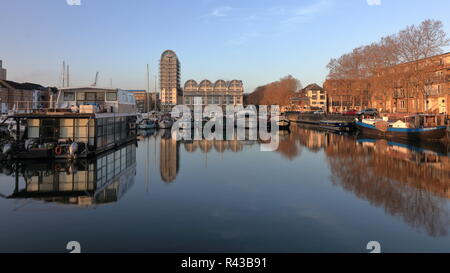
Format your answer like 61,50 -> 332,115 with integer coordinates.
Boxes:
0,143 -> 137,207
154,125 -> 450,237
291,125 -> 450,237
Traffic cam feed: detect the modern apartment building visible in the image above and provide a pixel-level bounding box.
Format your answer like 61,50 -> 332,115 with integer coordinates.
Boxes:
159,50 -> 182,111
183,79 -> 244,110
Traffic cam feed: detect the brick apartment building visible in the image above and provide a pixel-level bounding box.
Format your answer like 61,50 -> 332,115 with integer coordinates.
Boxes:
324,52 -> 450,114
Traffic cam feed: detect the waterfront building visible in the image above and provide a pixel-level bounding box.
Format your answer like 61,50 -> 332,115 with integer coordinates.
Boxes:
288,83 -> 325,112
159,50 -> 182,112
324,52 -> 450,114
0,80 -> 47,113
127,90 -> 159,113
128,90 -> 148,113
304,84 -> 326,110
183,79 -> 244,110
0,60 -> 6,81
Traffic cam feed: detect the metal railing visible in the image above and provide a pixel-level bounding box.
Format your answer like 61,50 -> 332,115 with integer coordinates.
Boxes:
14,101 -> 58,112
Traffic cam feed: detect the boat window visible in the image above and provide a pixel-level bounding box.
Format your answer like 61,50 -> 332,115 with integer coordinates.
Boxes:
27,119 -> 40,138
76,92 -> 85,101
106,92 -> 117,101
86,92 -> 96,101
97,92 -> 105,101
64,92 -> 75,101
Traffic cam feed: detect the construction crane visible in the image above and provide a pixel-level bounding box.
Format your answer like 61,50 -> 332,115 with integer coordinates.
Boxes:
91,72 -> 99,87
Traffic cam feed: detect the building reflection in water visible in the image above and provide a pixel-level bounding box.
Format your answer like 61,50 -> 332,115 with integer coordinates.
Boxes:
294,124 -> 450,237
1,143 -> 137,207
159,129 -> 180,183
153,124 -> 450,236
158,129 -> 259,183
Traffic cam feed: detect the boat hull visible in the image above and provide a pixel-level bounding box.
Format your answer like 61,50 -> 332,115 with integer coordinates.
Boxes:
356,121 -> 447,141
319,121 -> 355,132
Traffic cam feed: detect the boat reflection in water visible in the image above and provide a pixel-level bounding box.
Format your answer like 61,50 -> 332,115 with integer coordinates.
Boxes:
292,124 -> 450,237
2,142 -> 137,207
145,124 -> 450,238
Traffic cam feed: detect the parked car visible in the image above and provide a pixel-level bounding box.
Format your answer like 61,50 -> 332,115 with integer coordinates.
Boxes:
357,108 -> 379,116
343,109 -> 358,115
313,110 -> 326,115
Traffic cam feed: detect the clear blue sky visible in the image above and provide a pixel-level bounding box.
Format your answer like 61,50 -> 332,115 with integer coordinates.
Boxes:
1,0 -> 449,92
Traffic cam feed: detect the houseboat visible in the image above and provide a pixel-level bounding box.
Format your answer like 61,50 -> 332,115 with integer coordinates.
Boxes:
355,114 -> 447,141
3,142 -> 136,206
2,87 -> 138,159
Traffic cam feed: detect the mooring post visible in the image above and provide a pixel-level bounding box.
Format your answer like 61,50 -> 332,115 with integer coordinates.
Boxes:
15,118 -> 20,142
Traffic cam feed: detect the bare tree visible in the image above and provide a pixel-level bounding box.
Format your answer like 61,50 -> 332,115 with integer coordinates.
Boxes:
325,19 -> 449,113
397,20 -> 450,62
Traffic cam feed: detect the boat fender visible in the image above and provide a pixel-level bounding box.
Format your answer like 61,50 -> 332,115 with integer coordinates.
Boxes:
55,146 -> 63,156
2,144 -> 13,155
69,142 -> 78,157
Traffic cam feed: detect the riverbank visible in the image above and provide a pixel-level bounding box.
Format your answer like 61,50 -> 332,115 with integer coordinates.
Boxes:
285,111 -> 450,143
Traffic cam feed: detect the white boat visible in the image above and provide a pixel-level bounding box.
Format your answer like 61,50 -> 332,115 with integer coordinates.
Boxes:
5,87 -> 138,159
158,116 -> 173,129
138,119 -> 157,129
5,119 -> 26,140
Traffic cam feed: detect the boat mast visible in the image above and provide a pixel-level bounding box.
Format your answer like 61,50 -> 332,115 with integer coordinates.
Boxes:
61,61 -> 65,88
147,64 -> 150,113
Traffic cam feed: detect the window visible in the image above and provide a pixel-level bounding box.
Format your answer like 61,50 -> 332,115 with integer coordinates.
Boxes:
27,119 -> 40,138
97,92 -> 105,101
64,92 -> 75,101
400,100 -> 407,109
86,92 -> 96,101
106,92 -> 117,101
76,92 -> 85,101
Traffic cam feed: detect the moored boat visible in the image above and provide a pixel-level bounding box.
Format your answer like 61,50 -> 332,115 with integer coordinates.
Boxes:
138,119 -> 157,130
319,120 -> 355,132
2,87 -> 138,159
158,116 -> 173,129
356,114 -> 447,141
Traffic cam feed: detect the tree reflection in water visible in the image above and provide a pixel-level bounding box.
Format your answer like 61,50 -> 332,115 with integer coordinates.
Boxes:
157,124 -> 450,236
294,125 -> 450,237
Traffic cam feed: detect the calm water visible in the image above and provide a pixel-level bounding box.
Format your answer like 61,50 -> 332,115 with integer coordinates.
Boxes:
0,124 -> 450,253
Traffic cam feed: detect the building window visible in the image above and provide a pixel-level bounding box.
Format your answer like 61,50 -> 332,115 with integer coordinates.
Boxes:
400,100 -> 407,109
